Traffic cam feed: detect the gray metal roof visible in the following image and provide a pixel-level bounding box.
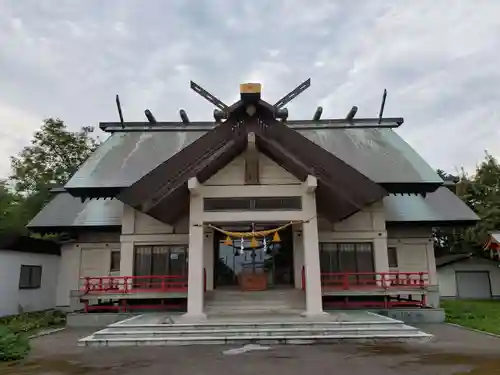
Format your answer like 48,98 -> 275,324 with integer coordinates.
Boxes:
29,186 -> 477,230
66,127 -> 441,190
27,192 -> 123,229
65,131 -> 205,189
435,253 -> 472,268
299,128 -> 442,184
491,233 -> 500,242
384,187 -> 479,223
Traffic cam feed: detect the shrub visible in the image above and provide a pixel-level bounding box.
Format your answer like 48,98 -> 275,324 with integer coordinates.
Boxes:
0,326 -> 30,361
0,310 -> 66,334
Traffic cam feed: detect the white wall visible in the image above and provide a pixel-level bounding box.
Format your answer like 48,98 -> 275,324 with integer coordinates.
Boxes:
204,153 -> 301,186
387,228 -> 437,285
0,250 -> 60,317
438,258 -> 500,298
56,235 -> 120,308
315,210 -> 436,287
317,201 -> 389,274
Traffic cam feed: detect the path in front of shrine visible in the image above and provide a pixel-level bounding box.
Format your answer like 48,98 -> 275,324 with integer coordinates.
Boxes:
3,323 -> 500,375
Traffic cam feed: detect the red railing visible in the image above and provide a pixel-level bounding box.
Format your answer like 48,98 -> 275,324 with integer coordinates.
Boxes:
80,267 -> 210,295
81,275 -> 188,294
321,272 -> 428,290
80,270 -> 209,313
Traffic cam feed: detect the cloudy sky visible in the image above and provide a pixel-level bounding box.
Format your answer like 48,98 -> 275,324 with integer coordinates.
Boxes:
0,0 -> 499,178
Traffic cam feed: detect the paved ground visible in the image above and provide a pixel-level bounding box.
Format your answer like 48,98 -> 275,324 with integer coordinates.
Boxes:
2,324 -> 500,375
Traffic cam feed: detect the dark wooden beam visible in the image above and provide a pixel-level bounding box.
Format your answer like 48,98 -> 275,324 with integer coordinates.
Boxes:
118,117 -> 239,208
244,132 -> 259,185
255,136 -> 310,181
285,117 -> 403,127
140,139 -> 243,212
345,106 -> 358,122
99,117 -> 404,133
99,121 -> 216,132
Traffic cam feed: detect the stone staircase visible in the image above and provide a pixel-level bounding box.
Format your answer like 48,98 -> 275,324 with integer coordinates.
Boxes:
80,319 -> 432,347
79,308 -> 433,347
204,289 -> 305,315
79,289 -> 432,347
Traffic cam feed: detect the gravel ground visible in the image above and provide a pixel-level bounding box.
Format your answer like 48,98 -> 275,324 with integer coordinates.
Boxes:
2,324 -> 500,375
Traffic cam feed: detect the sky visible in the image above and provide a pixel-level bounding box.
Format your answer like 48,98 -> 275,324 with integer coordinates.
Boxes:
0,0 -> 499,179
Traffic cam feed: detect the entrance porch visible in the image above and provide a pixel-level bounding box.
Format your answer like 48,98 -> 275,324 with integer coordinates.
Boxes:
76,178 -> 435,315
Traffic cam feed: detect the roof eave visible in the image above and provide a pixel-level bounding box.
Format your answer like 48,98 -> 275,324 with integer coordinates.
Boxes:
386,219 -> 479,228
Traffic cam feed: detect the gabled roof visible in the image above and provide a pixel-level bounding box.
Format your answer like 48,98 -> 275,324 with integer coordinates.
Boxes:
119,112 -> 388,224
435,253 -> 472,268
485,232 -> 500,249
64,125 -> 442,196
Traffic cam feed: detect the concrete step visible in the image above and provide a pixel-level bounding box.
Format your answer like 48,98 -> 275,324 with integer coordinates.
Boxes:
105,321 -> 408,331
205,291 -> 306,314
92,325 -> 422,339
205,306 -> 303,312
78,311 -> 433,347
79,319 -> 432,347
205,290 -> 304,302
80,331 -> 432,347
205,310 -> 306,316
206,302 -> 300,307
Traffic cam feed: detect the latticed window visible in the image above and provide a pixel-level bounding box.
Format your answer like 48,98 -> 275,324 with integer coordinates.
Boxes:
319,242 -> 375,286
319,242 -> 374,274
134,245 -> 188,276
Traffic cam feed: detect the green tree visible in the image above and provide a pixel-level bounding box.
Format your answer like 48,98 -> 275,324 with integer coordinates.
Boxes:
0,181 -> 23,233
436,152 -> 500,256
10,118 -> 99,195
459,153 -> 500,251
4,118 -> 100,233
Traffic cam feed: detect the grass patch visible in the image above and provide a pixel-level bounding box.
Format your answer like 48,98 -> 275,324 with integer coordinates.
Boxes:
0,326 -> 30,361
441,299 -> 500,335
0,310 -> 66,361
0,310 -> 66,335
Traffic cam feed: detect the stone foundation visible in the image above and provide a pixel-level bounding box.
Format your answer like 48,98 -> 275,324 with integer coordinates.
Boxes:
373,308 -> 445,324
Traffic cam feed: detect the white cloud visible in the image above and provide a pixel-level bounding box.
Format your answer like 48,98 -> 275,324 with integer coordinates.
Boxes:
0,103 -> 43,177
0,0 -> 499,178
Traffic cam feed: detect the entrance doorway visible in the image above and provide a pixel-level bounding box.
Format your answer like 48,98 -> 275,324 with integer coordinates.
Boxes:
213,225 -> 294,288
